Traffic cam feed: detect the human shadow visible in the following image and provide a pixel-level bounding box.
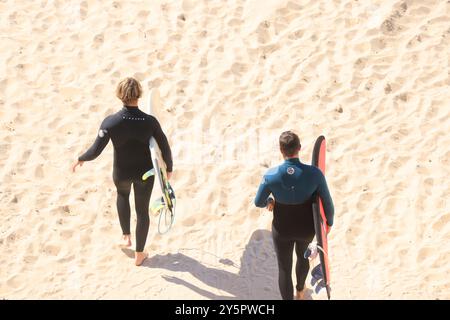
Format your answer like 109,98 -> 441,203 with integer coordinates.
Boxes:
120,248 -> 134,259
143,229 -> 314,300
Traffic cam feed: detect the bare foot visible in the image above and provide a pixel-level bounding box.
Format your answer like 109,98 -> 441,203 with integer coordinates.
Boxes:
295,290 -> 305,300
119,234 -> 132,248
135,252 -> 148,266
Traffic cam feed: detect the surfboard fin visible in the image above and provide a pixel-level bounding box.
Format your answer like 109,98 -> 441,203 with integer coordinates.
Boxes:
304,242 -> 319,260
314,279 -> 326,294
310,264 -> 324,288
150,197 -> 165,215
142,168 -> 155,181
304,248 -> 312,259
310,264 -> 331,298
312,264 -> 324,280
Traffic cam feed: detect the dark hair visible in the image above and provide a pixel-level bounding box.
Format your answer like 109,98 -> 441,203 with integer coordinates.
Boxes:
279,131 -> 301,156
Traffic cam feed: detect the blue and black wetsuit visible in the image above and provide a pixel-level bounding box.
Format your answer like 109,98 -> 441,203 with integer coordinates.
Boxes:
254,158 -> 334,299
79,106 -> 173,252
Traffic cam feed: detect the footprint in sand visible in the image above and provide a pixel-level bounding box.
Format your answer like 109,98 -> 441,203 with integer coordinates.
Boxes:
432,214 -> 450,233
112,2 -> 121,10
416,247 -> 433,263
182,0 -> 197,12
48,117 -> 61,130
60,229 -> 74,239
0,143 -> 10,161
17,149 -> 32,167
356,192 -> 373,211
256,20 -> 272,44
286,1 -> 302,11
288,29 -> 304,40
176,79 -> 189,90
42,244 -> 61,256
80,1 -> 88,19
6,275 -> 23,290
23,255 -> 37,264
34,164 -> 44,179
137,10 -> 150,19
92,33 -> 104,48
424,178 -> 434,188
132,72 -> 146,82
100,224 -> 112,233
148,77 -> 162,88
80,234 -> 91,246
182,216 -> 196,227
218,190 -> 228,208
169,33 -> 182,42
227,18 -> 241,27
380,2 -> 408,35
230,62 -> 249,77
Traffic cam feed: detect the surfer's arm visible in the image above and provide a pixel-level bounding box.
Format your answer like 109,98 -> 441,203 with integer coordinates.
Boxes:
254,177 -> 273,208
317,172 -> 334,226
78,120 -> 110,162
152,118 -> 173,172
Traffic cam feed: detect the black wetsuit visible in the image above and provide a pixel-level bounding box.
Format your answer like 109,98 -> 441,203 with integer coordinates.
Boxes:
254,158 -> 334,300
79,106 -> 173,252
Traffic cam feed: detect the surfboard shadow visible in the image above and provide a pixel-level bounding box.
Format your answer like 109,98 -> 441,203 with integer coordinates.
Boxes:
143,229 -> 282,299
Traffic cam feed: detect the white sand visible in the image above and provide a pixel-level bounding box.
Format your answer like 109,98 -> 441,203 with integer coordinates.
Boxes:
0,0 -> 449,299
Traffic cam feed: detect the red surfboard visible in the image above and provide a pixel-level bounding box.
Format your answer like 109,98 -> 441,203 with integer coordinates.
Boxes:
311,135 -> 331,299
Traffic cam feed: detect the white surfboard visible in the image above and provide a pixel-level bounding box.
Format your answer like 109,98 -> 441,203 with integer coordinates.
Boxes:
147,89 -> 167,192
144,88 -> 176,234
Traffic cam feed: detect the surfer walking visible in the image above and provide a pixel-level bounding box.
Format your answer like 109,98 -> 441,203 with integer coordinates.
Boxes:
72,77 -> 173,266
254,131 -> 334,300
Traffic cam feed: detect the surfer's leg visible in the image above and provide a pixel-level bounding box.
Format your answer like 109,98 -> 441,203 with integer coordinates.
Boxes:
133,177 -> 154,254
114,179 -> 132,237
294,240 -> 310,292
272,226 -> 295,300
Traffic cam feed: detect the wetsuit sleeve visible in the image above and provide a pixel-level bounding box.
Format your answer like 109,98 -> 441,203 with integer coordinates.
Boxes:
316,172 -> 335,226
254,176 -> 273,208
152,118 -> 173,172
78,119 -> 110,162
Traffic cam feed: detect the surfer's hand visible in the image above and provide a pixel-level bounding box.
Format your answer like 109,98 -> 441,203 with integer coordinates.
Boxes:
72,160 -> 84,172
266,199 -> 275,212
166,171 -> 172,180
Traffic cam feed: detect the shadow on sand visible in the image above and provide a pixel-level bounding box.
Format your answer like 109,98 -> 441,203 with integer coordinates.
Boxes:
120,248 -> 134,259
142,229 -> 314,300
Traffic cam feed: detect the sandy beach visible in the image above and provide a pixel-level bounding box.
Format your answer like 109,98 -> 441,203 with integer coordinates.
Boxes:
0,0 -> 449,299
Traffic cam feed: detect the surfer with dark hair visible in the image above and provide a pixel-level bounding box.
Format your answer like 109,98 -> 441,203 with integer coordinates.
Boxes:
254,131 -> 334,300
72,77 -> 173,266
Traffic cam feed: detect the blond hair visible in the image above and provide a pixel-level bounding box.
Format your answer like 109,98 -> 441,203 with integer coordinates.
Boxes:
116,77 -> 143,104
